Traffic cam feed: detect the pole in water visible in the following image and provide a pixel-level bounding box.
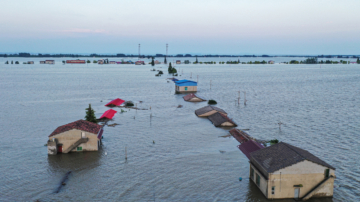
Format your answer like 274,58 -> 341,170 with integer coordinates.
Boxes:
125,147 -> 127,160
191,72 -> 192,78
210,80 -> 212,90
197,75 -> 199,83
244,91 -> 247,105
238,91 -> 240,105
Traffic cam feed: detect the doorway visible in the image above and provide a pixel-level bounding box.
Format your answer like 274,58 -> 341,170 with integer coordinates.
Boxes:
294,188 -> 300,199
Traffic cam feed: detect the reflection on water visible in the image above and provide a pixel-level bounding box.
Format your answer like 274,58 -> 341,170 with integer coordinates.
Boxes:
0,59 -> 359,201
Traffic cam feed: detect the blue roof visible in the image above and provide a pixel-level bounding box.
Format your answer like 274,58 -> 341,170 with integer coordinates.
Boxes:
175,79 -> 197,86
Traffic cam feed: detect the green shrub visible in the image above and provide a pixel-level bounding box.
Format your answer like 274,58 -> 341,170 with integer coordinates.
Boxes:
208,100 -> 217,105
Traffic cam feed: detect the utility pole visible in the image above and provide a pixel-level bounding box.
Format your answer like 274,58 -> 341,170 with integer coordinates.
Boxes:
138,44 -> 140,60
210,80 -> 212,90
244,91 -> 247,105
164,43 -> 168,64
238,91 -> 240,105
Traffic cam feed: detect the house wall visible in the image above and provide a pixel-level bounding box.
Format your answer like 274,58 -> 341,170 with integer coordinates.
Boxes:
221,122 -> 235,127
267,160 -> 335,199
198,110 -> 227,117
49,129 -> 99,152
176,86 -> 197,93
189,97 -> 202,102
250,164 -> 268,197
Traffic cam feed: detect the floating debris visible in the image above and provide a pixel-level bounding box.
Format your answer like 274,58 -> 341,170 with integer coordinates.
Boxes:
219,134 -> 231,138
219,150 -> 226,153
54,171 -> 72,193
108,123 -> 119,127
177,105 -> 183,108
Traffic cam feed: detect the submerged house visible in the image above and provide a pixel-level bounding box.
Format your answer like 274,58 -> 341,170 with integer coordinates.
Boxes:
135,61 -> 145,65
98,109 -> 117,122
176,60 -> 181,64
195,105 -> 227,117
230,128 -> 252,143
66,60 -> 85,64
248,142 -> 335,200
183,93 -> 206,102
45,60 -> 55,64
175,79 -> 197,93
268,60 -> 275,64
105,98 -> 125,107
208,112 -> 237,127
47,120 -> 103,155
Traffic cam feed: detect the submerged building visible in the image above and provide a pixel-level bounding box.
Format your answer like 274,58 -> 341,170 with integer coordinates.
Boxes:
248,142 -> 335,200
183,93 -> 206,102
175,79 -> 197,93
208,112 -> 237,127
47,120 -> 103,155
195,105 -> 227,117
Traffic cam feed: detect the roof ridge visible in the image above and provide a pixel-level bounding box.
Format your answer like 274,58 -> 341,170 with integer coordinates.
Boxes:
282,142 -> 306,160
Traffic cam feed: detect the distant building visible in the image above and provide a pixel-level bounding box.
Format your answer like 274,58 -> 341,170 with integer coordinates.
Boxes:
207,112 -> 237,127
154,60 -> 161,64
66,60 -> 86,64
183,93 -> 206,102
45,60 -> 55,64
176,60 -> 181,64
109,61 -> 116,64
175,79 -> 197,93
195,105 -> 227,117
248,142 -> 335,200
28,61 -> 34,64
47,120 -> 103,155
135,61 -> 145,65
40,61 -> 45,64
98,59 -> 104,64
268,60 -> 275,64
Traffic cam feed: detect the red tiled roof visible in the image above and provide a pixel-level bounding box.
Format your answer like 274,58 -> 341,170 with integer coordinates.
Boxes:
105,98 -> 125,107
49,120 -> 102,137
183,93 -> 196,101
237,140 -> 264,160
99,109 -> 117,120
229,128 -> 252,143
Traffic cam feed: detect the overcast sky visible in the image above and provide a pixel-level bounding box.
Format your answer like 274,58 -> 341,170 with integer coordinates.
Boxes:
1,0 -> 359,55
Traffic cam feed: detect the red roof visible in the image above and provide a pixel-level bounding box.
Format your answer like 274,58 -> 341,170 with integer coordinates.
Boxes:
229,128 -> 252,143
49,120 -> 102,137
237,140 -> 264,160
183,93 -> 196,101
99,109 -> 117,120
105,98 -> 125,107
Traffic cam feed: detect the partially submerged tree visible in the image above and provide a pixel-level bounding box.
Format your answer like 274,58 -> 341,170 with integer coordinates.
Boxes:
151,57 -> 155,66
85,104 -> 98,123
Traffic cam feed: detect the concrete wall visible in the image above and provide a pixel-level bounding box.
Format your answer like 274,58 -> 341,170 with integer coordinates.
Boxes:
198,110 -> 227,117
267,160 -> 335,199
49,129 -> 99,152
176,85 -> 197,93
189,97 -> 203,102
250,164 -> 268,197
221,122 -> 235,127
47,140 -> 57,155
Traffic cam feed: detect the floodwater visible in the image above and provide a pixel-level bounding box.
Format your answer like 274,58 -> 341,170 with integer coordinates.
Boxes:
0,57 -> 359,201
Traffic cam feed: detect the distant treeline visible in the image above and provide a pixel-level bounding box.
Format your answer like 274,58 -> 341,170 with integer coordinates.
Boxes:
1,53 -> 359,58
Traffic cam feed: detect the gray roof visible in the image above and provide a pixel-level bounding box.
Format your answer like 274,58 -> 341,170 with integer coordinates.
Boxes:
250,142 -> 335,173
207,112 -> 237,127
195,105 -> 227,116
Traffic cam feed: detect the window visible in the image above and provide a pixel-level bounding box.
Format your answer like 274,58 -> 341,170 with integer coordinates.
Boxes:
77,147 -> 82,151
271,186 -> 275,195
325,169 -> 330,178
185,87 -> 188,91
256,173 -> 260,186
250,167 -> 254,180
